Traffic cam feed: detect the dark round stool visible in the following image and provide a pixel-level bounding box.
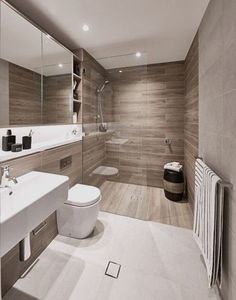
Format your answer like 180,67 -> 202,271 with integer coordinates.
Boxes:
163,169 -> 184,202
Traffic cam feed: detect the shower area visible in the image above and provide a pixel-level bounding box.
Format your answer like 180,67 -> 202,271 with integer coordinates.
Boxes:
82,51 -> 193,229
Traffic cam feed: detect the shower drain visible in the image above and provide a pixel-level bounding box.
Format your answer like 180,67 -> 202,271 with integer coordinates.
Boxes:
105,261 -> 121,279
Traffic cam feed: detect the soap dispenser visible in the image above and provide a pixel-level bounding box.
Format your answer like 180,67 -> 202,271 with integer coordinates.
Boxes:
2,129 -> 16,151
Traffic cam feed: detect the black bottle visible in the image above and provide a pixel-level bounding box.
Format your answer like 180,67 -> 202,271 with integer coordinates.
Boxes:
2,129 -> 16,151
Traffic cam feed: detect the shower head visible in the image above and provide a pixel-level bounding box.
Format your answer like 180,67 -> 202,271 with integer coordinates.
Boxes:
97,80 -> 109,93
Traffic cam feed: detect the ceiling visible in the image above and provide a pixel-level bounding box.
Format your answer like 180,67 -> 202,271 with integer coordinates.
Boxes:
6,0 -> 209,68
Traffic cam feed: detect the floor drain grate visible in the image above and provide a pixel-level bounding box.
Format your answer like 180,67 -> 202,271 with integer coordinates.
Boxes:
105,261 -> 121,279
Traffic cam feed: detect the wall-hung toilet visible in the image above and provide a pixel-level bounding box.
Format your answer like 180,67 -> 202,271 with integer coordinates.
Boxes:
57,184 -> 101,239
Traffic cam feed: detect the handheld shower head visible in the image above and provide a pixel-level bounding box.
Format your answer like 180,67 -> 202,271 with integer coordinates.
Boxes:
97,80 -> 109,93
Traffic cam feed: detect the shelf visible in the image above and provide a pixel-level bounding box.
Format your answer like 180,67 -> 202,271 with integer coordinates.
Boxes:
73,53 -> 82,125
73,73 -> 81,80
73,100 -> 81,112
73,55 -> 81,63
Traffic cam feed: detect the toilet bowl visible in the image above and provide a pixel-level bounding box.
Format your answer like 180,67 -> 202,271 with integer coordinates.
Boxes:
57,184 -> 101,239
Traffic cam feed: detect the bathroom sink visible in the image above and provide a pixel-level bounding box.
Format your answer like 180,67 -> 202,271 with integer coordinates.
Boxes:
0,171 -> 69,257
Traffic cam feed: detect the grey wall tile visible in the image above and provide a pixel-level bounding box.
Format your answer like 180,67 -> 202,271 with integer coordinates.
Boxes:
222,41 -> 236,92
222,0 -> 236,50
222,91 -> 236,139
199,0 -> 236,297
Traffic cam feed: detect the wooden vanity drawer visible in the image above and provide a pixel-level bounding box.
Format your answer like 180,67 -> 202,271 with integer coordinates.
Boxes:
1,213 -> 57,296
30,213 -> 58,257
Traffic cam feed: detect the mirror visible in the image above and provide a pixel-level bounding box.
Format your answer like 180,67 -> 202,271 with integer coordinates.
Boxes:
0,1 -> 73,127
0,2 -> 42,126
42,34 -> 73,124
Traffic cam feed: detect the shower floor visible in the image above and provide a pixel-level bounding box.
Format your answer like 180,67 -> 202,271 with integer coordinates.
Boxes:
100,181 -> 193,229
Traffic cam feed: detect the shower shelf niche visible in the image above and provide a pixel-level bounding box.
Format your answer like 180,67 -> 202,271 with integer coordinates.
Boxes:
72,54 -> 83,123
73,73 -> 81,80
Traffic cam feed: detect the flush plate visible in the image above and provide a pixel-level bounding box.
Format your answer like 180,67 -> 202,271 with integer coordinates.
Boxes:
60,156 -> 72,170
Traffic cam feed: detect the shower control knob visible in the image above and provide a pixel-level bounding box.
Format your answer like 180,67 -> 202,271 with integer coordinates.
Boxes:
164,138 -> 172,145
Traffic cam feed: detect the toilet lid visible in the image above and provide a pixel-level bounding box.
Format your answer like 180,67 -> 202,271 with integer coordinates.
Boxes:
65,184 -> 101,207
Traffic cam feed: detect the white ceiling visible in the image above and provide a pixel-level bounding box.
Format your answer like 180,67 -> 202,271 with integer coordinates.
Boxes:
6,0 -> 209,68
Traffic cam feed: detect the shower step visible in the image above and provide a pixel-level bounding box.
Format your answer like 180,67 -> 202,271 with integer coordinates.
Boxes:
91,166 -> 119,176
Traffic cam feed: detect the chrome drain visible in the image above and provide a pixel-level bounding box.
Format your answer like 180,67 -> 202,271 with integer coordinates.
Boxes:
105,261 -> 121,279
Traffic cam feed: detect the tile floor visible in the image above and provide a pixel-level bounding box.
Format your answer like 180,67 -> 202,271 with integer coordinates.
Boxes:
4,212 -> 219,300
100,181 -> 193,229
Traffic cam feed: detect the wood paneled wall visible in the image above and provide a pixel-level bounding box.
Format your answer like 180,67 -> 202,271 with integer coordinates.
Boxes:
9,63 -> 42,125
0,59 -> 9,126
106,62 -> 185,187
0,141 -> 82,296
82,50 -> 106,125
82,132 -> 112,187
1,60 -> 73,126
40,142 -> 82,187
43,74 -> 73,124
80,49 -> 114,127
184,34 -> 199,209
78,49 -> 114,186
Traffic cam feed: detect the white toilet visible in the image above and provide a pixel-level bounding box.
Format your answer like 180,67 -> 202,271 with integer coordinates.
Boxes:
57,184 -> 101,239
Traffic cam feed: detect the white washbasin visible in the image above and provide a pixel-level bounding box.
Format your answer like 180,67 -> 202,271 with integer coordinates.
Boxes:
0,171 -> 69,257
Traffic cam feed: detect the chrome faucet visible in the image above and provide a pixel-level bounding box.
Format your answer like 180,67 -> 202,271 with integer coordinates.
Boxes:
0,166 -> 18,195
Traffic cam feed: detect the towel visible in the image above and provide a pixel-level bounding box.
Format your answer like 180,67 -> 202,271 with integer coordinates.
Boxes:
193,158 -> 223,287
164,161 -> 183,172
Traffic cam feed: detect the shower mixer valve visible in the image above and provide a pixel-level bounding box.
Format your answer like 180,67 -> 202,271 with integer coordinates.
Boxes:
164,138 -> 172,145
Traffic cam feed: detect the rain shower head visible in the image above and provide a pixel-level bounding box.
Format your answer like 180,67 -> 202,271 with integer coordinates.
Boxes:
97,80 -> 109,93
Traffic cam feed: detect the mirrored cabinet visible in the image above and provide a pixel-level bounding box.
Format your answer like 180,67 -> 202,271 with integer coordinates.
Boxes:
42,33 -> 73,124
0,1 -> 82,127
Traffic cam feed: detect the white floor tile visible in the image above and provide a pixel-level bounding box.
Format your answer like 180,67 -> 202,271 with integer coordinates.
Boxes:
96,264 -> 210,300
99,213 -> 169,277
148,221 -> 210,290
3,211 -> 219,300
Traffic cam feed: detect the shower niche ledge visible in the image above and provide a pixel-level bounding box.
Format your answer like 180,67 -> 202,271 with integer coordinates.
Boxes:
91,166 -> 119,177
105,138 -> 128,145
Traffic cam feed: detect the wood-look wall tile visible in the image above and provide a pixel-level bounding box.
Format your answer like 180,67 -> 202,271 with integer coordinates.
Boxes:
184,33 -> 199,208
41,142 -> 82,187
9,63 -> 41,125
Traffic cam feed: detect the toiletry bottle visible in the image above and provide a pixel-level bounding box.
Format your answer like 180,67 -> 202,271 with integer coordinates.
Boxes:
22,129 -> 33,150
2,129 -> 16,151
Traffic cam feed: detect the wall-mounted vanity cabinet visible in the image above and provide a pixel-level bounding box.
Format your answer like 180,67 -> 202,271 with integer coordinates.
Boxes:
0,1 -> 82,127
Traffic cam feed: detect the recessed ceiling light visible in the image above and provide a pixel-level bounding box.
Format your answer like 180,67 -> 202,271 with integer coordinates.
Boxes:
136,52 -> 141,58
58,64 -> 63,68
82,24 -> 90,32
119,70 -> 123,73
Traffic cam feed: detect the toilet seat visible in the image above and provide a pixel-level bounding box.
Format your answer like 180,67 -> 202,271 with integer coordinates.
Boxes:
65,184 -> 101,207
